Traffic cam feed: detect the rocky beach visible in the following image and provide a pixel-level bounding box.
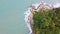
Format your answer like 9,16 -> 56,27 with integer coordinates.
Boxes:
24,2 -> 60,34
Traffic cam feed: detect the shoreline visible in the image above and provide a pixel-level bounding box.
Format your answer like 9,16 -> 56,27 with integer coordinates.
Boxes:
24,2 -> 60,34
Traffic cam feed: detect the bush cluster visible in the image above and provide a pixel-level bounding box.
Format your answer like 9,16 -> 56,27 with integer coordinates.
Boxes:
33,8 -> 60,34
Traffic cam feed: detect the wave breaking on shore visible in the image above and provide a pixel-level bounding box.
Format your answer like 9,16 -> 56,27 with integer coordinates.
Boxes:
24,2 -> 60,34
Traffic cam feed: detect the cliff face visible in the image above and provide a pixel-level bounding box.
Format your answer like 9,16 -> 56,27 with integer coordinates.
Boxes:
24,2 -> 60,34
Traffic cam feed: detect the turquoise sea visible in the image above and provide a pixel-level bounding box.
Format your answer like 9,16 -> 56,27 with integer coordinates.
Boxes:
0,0 -> 60,34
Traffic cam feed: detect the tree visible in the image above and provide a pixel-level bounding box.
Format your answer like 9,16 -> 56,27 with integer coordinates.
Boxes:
33,7 -> 60,34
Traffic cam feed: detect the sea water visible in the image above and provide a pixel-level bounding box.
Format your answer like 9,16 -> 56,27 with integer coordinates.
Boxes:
0,0 -> 60,34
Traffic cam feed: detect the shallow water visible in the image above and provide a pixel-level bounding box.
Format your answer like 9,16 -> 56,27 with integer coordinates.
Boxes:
0,0 -> 60,34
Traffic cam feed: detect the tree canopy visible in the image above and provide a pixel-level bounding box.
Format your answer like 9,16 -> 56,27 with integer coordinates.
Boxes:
33,7 -> 60,34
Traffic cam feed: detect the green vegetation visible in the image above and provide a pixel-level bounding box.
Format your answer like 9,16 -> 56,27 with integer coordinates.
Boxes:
33,8 -> 60,34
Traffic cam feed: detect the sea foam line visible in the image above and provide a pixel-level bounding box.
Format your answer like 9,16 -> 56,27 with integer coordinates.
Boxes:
24,2 -> 60,34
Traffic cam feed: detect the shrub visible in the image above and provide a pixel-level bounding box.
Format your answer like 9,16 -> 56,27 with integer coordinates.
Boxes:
33,7 -> 60,34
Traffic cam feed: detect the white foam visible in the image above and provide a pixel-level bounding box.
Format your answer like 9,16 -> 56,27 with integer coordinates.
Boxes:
24,2 -> 60,34
32,3 -> 39,9
24,8 -> 32,34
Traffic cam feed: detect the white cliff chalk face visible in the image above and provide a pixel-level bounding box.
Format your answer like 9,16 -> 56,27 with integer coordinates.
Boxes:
24,2 -> 60,34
